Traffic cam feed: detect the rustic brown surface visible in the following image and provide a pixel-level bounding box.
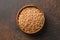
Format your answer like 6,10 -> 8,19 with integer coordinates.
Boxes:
0,0 -> 60,40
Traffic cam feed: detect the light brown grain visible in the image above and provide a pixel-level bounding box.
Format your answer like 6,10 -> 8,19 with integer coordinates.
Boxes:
17,6 -> 45,34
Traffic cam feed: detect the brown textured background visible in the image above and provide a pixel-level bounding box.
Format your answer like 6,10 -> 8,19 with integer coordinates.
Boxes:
0,0 -> 60,40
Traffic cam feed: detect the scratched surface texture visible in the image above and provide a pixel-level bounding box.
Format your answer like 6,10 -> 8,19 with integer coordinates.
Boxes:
0,0 -> 60,40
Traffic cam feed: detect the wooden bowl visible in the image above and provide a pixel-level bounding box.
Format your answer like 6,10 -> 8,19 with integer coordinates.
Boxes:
16,5 -> 45,34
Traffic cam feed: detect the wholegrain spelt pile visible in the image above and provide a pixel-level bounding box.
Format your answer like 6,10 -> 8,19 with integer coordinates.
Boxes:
18,7 -> 45,34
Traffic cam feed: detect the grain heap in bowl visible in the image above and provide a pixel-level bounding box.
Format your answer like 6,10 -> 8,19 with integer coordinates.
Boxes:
16,5 -> 45,34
